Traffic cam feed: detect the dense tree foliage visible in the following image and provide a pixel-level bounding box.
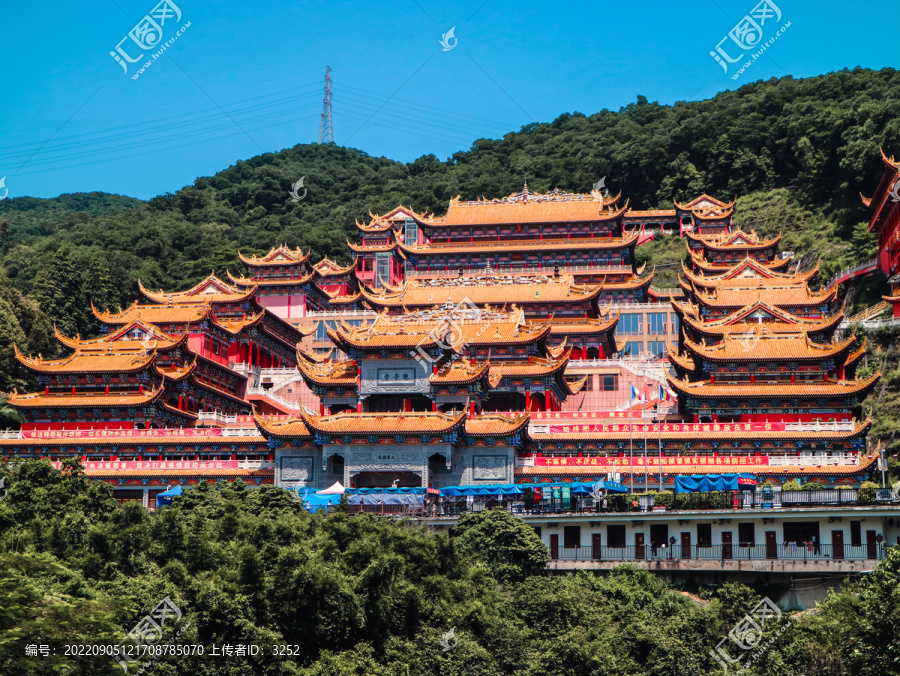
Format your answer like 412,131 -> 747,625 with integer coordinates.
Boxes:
0,459 -> 897,674
451,508 -> 550,583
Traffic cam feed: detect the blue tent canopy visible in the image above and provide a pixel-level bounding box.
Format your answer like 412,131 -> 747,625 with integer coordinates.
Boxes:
351,487 -> 427,495
674,474 -> 757,494
348,493 -> 423,506
597,480 -> 628,494
441,484 -> 524,497
518,481 -> 628,495
298,493 -> 342,510
155,484 -> 183,507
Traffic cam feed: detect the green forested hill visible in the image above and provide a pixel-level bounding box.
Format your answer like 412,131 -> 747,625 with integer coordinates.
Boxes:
2,67 -> 900,391
1,465 -> 898,675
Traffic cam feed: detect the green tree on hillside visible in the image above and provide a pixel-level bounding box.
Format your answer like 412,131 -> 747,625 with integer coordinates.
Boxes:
451,508 -> 550,583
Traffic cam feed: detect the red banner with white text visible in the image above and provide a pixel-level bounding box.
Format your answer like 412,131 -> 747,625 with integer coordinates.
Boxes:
51,460 -> 240,471
533,456 -> 769,468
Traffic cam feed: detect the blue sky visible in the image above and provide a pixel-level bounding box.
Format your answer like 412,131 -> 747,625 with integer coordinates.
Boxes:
0,0 -> 894,200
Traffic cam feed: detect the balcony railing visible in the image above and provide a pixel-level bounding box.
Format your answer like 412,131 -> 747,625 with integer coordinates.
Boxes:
550,543 -> 887,562
304,309 -> 377,318
228,362 -> 260,378
197,411 -> 238,425
433,489 -> 894,516
408,264 -> 633,278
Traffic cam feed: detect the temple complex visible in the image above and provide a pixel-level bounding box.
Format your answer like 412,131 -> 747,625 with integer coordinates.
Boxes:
0,183 -> 883,504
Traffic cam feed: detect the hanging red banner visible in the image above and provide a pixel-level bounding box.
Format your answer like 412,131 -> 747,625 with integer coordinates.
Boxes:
51,459 -> 240,471
544,421 -> 785,434
23,428 -> 224,439
533,456 -> 769,467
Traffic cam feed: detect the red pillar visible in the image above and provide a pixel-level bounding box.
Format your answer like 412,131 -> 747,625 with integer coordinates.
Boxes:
320,402 -> 325,415
525,391 -> 531,411
469,400 -> 475,416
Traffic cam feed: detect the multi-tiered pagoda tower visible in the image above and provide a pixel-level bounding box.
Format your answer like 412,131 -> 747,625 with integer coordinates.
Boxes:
351,187 -> 653,299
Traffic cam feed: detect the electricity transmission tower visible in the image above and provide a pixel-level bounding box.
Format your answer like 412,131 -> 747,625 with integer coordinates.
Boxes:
318,66 -> 334,144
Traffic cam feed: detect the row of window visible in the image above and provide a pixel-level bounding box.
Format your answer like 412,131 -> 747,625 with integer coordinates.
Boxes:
617,313 -> 679,335
545,521 -> 867,549
620,341 -> 667,357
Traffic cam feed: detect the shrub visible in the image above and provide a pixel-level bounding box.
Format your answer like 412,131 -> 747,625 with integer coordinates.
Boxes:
782,479 -> 801,491
858,481 -> 878,504
653,490 -> 674,509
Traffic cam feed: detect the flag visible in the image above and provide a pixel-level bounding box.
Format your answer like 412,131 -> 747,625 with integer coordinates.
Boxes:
659,385 -> 670,402
630,385 -> 644,401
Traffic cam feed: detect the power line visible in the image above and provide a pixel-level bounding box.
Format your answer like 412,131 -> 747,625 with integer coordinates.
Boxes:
318,66 -> 334,144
